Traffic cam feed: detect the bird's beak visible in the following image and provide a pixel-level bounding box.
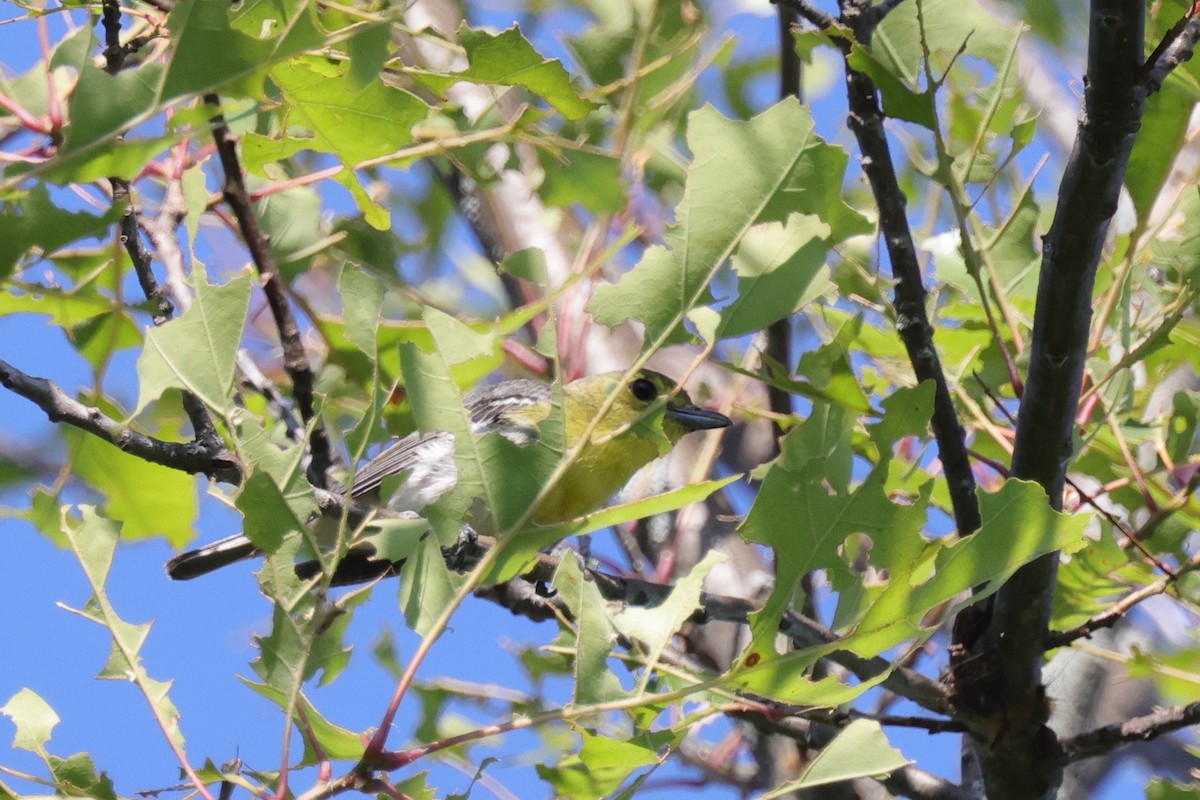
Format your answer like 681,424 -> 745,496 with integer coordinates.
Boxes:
666,404 -> 732,431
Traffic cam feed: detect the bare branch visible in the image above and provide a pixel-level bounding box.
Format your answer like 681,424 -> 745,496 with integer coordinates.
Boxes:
101,0 -> 173,326
973,1 -> 1146,796
1061,701 -> 1200,763
880,765 -> 972,800
1143,11 -> 1200,95
1046,552 -> 1200,648
764,4 -> 801,442
772,0 -> 837,31
836,8 -> 982,540
98,0 -> 227,471
794,706 -> 968,734
0,359 -> 241,483
204,93 -> 333,486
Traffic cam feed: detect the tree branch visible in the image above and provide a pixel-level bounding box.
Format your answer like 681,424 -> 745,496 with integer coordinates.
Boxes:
835,4 -> 981,538
468,543 -> 954,718
0,359 -> 241,483
102,0 -> 172,322
975,1 -> 1147,797
1143,9 -> 1200,94
773,0 -> 837,32
204,93 -> 333,486
1060,701 -> 1200,763
99,0 -> 227,472
1045,550 -> 1200,648
764,3 -> 800,438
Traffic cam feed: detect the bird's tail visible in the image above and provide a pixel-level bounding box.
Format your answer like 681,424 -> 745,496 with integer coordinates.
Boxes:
166,535 -> 260,580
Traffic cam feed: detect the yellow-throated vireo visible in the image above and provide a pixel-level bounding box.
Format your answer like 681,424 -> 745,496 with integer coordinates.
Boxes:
167,369 -> 730,583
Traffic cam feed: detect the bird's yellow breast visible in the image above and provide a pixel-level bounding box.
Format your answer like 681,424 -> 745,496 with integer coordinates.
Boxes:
532,431 -> 664,524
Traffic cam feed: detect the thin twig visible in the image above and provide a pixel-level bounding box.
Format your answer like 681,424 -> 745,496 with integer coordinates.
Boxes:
100,1 -> 227,457
973,372 -> 1175,576
1143,9 -> 1200,94
1060,701 -> 1200,762
764,2 -> 800,443
101,0 -> 173,325
1045,551 -> 1200,648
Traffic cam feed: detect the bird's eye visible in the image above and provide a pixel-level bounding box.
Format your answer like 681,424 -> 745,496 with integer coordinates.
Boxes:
630,377 -> 658,403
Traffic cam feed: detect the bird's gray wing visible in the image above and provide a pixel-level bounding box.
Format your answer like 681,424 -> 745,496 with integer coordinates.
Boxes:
345,430 -> 455,506
347,379 -> 552,507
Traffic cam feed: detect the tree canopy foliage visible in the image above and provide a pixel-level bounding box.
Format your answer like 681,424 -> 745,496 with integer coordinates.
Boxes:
2,0 -> 1200,798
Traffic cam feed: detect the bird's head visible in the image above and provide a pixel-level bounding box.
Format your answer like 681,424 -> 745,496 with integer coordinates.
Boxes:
566,369 -> 730,449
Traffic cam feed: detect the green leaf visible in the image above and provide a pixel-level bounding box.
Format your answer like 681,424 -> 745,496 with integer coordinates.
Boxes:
537,149 -> 625,213
65,418 -> 198,546
1052,523 -> 1140,633
253,600 -> 318,700
25,135 -> 177,186
1147,777 -> 1200,799
230,417 -> 316,556
740,388 -> 931,655
249,524 -> 362,688
71,311 -> 143,371
539,730 -> 666,799
252,182 -> 329,274
846,45 -> 937,129
353,515 -> 429,563
160,0 -> 325,101
333,169 -> 390,230
611,551 -> 724,693
400,533 -> 464,636
444,25 -> 598,121
759,721 -> 909,797
499,248 -> 548,283
553,555 -> 626,705
590,100 -> 868,349
1,689 -> 59,756
736,474 -> 1090,701
47,752 -> 118,800
395,772 -> 438,800
696,214 -> 832,340
851,479 -> 1090,650
346,23 -> 391,90
339,263 -> 385,363
486,475 -> 739,585
0,186 -> 116,278
60,507 -> 185,751
872,0 -> 1020,83
1127,82 -> 1192,228
241,682 -> 365,762
270,57 -> 428,164
135,268 -> 251,415
0,284 -> 124,330
237,469 -> 307,556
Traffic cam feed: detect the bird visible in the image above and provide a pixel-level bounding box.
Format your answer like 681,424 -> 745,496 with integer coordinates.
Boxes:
166,369 -> 731,584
